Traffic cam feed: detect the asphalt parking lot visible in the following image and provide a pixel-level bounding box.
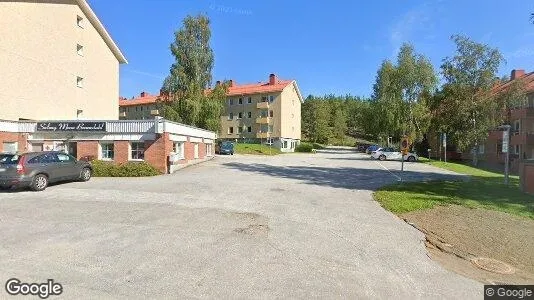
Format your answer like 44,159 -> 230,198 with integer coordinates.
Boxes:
0,149 -> 481,299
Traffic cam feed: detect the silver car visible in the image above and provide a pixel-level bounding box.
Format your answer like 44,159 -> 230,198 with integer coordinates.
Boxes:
0,151 -> 92,191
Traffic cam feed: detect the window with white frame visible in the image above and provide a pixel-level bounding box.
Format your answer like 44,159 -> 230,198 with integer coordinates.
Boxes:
194,143 -> 199,159
228,127 -> 234,134
247,126 -> 252,133
238,98 -> 243,105
206,144 -> 213,156
76,76 -> 84,88
130,142 -> 145,160
478,144 -> 485,154
229,99 -> 234,105
172,142 -> 184,159
77,44 -> 84,56
247,112 -> 252,118
283,140 -> 288,148
238,112 -> 243,119
247,97 -> 252,104
100,143 -> 114,160
228,112 -> 233,120
269,95 -> 275,102
515,144 -> 520,155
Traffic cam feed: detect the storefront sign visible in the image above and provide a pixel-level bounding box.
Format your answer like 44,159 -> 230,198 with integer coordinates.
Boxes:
36,122 -> 106,132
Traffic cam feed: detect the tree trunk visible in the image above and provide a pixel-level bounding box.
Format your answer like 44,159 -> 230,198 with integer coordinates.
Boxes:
472,143 -> 478,167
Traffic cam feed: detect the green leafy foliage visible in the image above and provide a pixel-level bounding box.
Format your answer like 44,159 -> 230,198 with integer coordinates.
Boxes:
295,143 -> 314,152
91,160 -> 161,177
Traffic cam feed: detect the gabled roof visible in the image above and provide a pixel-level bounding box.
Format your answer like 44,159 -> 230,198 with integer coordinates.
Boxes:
492,71 -> 534,95
227,80 -> 293,96
76,0 -> 127,63
119,93 -> 164,107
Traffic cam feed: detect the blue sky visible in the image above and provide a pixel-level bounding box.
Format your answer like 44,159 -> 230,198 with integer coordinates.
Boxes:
89,0 -> 534,99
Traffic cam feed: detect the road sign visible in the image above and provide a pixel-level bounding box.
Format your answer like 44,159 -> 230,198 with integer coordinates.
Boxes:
502,131 -> 509,153
400,136 -> 410,151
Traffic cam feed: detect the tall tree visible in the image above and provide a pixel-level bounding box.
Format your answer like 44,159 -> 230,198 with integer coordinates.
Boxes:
439,35 -> 505,166
161,15 -> 223,130
332,107 -> 348,144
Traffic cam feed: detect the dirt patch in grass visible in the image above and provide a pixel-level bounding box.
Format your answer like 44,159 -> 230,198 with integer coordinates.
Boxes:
402,205 -> 534,284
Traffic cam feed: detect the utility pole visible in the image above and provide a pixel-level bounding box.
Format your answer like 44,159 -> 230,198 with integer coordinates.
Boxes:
499,125 -> 511,186
443,133 -> 447,163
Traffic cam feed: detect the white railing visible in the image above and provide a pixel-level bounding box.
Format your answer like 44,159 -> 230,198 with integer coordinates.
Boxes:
163,120 -> 217,140
105,120 -> 155,133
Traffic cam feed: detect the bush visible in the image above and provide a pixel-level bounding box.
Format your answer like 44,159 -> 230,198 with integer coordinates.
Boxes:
295,143 -> 314,152
91,160 -> 161,177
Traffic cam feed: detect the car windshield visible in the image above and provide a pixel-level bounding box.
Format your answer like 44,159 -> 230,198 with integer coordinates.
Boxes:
0,154 -> 20,164
221,143 -> 233,149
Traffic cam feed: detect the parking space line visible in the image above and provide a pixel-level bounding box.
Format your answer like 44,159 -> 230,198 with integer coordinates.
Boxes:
375,161 -> 402,181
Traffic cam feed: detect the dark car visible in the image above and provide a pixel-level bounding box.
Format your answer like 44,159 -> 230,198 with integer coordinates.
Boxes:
215,141 -> 234,155
356,143 -> 372,152
0,151 -> 92,191
365,145 -> 380,154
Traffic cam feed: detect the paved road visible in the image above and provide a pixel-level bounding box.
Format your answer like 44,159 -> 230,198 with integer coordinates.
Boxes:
0,150 -> 480,299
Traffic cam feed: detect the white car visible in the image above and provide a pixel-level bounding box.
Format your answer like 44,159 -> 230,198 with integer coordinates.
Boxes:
370,147 -> 419,162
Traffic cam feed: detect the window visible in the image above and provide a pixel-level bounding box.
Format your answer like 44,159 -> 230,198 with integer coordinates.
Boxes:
206,144 -> 213,156
478,144 -> 485,154
28,153 -> 57,164
268,125 -> 273,133
238,98 -> 243,105
515,145 -> 520,155
283,141 -> 288,148
135,107 -> 138,112
194,144 -> 199,159
269,110 -> 274,118
269,95 -> 275,102
261,96 -> 268,102
140,106 -> 144,111
260,110 -> 268,118
130,142 -> 145,160
172,142 -> 184,159
77,15 -> 84,28
266,138 -> 273,145
238,127 -> 243,134
497,143 -> 503,153
247,97 -> 252,104
100,143 -> 114,160
228,112 -> 233,120
247,112 -> 252,118
228,127 -> 234,134
247,126 -> 252,133
229,99 -> 234,105
238,112 -> 243,119
2,142 -> 17,153
514,120 -> 520,132
76,76 -> 84,88
57,153 -> 76,162
77,44 -> 84,56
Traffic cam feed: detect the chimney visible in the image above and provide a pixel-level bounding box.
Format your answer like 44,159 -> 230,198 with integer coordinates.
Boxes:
216,80 -> 221,86
229,80 -> 234,87
140,91 -> 147,98
511,69 -> 525,80
269,73 -> 277,85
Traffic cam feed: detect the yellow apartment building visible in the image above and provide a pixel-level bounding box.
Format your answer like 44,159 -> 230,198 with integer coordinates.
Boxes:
0,0 -> 127,121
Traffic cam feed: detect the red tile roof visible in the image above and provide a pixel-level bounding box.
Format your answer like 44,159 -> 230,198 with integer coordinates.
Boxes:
226,79 -> 294,96
119,76 -> 296,107
492,70 -> 534,95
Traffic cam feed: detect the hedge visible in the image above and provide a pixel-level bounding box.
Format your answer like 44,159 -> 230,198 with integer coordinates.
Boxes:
295,143 -> 314,152
91,160 -> 161,177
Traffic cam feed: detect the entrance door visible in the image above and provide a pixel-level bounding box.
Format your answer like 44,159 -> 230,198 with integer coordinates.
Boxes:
67,142 -> 77,157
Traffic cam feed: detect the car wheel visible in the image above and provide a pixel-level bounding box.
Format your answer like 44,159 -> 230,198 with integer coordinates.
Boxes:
407,156 -> 416,162
30,174 -> 48,191
231,152 -> 234,155
379,155 -> 386,161
80,167 -> 92,182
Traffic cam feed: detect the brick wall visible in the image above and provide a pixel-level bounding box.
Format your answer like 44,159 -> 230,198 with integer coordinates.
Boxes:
76,141 -> 99,160
520,162 -> 534,195
0,132 -> 22,152
114,141 -> 130,164
198,142 -> 206,159
184,141 -> 194,160
144,133 -> 171,174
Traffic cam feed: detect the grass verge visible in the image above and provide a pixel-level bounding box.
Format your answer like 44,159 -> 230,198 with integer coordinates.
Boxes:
234,143 -> 281,155
374,160 -> 534,219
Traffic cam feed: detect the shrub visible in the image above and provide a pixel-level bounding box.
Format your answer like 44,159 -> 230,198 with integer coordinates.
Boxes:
295,143 -> 314,152
91,160 -> 161,177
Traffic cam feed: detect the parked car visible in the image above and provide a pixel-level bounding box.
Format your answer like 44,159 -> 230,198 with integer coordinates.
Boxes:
365,145 -> 380,154
356,143 -> 372,152
0,151 -> 92,191
215,141 -> 234,155
370,147 -> 419,162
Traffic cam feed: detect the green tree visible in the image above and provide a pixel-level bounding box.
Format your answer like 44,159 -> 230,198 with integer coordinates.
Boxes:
161,14 -> 223,130
439,35 -> 505,166
332,106 -> 348,144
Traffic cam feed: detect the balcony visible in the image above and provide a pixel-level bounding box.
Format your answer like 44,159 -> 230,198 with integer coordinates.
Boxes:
256,132 -> 270,139
150,109 -> 160,116
257,101 -> 269,109
119,112 -> 127,117
256,117 -> 270,124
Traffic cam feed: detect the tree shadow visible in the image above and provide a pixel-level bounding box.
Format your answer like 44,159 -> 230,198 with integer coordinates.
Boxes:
222,162 -> 467,191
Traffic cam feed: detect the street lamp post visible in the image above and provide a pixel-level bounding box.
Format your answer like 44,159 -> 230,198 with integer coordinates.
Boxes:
498,125 -> 511,186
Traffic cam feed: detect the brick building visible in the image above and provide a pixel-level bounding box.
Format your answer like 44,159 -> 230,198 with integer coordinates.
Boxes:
0,118 -> 216,174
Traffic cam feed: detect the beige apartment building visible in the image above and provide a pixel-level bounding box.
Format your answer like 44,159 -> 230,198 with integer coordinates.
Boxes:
0,0 -> 127,121
220,74 -> 303,152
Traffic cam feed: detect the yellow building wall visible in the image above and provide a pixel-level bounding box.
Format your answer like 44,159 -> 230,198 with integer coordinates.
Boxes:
0,0 -> 120,121
280,83 -> 302,140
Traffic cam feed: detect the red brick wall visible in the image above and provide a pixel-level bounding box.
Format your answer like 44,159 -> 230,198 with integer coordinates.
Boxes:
77,141 -> 98,160
199,143 -> 206,159
144,133 -> 171,174
184,141 -> 195,160
114,141 -> 130,164
0,132 -> 22,152
521,163 -> 534,195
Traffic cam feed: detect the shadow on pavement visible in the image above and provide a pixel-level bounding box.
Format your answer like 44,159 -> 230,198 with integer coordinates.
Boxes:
222,162 -> 466,191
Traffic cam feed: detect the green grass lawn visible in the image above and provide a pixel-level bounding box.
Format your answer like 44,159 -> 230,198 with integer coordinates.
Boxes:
374,160 -> 534,219
234,143 -> 281,155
